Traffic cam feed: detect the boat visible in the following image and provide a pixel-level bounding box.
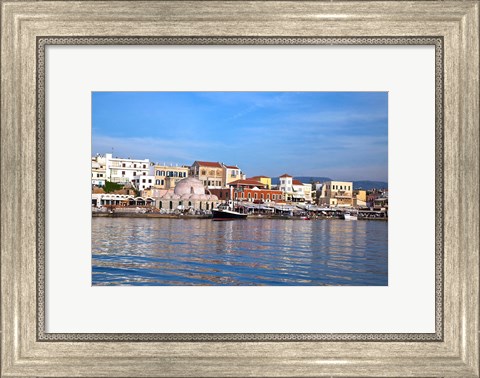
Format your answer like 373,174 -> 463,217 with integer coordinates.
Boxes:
212,187 -> 247,221
212,206 -> 248,220
344,212 -> 358,221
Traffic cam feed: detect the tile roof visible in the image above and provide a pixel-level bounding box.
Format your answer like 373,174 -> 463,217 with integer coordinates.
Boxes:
292,179 -> 303,185
194,161 -> 223,168
225,165 -> 239,169
279,173 -> 292,178
229,179 -> 266,187
250,175 -> 270,179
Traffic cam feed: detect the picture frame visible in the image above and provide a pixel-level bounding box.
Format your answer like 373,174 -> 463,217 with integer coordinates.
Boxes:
1,1 -> 478,376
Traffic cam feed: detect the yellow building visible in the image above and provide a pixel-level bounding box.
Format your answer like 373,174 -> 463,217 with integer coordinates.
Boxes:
353,190 -> 367,207
223,165 -> 244,185
249,175 -> 272,189
318,180 -> 354,207
190,161 -> 224,188
153,164 -> 189,190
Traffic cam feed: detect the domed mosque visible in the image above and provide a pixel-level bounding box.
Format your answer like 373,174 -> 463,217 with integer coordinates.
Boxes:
157,177 -> 219,212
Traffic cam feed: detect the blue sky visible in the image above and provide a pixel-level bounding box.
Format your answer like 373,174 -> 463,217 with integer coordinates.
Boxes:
92,92 -> 388,182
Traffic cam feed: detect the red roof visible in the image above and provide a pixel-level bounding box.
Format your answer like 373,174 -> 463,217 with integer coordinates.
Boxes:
194,161 -> 222,168
279,174 -> 292,178
250,175 -> 270,179
225,165 -> 239,169
229,179 -> 266,188
292,179 -> 303,185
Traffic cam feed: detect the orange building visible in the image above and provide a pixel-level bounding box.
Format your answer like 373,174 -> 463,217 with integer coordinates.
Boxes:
210,179 -> 283,203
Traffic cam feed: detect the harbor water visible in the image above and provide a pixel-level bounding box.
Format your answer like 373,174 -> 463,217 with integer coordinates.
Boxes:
92,218 -> 388,286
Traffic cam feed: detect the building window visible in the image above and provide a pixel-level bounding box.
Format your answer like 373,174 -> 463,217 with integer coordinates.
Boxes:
133,172 -> 136,176
248,193 -> 251,199
169,201 -> 173,210
148,179 -> 152,183
143,165 -> 146,169
142,179 -> 146,183
143,172 -> 146,176
161,180 -> 164,185
156,180 -> 160,185
122,171 -> 125,176
133,164 -> 137,168
261,194 -> 264,199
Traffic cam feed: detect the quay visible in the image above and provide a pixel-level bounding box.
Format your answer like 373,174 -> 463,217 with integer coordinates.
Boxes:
92,209 -> 387,221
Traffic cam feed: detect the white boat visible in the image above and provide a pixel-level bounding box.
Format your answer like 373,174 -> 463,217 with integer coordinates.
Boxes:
344,212 -> 358,221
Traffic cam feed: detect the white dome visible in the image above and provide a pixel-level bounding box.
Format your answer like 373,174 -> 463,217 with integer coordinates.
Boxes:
174,177 -> 206,196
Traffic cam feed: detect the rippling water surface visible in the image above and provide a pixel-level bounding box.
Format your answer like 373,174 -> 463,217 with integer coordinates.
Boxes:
92,218 -> 388,286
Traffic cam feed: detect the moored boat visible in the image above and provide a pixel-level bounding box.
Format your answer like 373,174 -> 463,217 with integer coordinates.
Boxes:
212,187 -> 248,220
212,207 -> 248,220
344,212 -> 358,221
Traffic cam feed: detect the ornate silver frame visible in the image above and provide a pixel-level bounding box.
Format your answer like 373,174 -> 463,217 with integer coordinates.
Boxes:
2,1 -> 478,376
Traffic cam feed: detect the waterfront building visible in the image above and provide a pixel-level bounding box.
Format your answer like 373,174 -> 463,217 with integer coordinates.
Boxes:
153,164 -> 189,190
132,174 -> 155,191
190,161 -> 224,188
301,182 -> 313,203
223,164 -> 244,185
91,154 -> 107,187
353,190 -> 367,207
373,197 -> 388,210
249,175 -> 272,189
91,193 -> 155,207
211,179 -> 283,203
318,180 -> 354,207
291,179 -> 305,202
154,176 -> 219,212
103,153 -> 151,185
279,174 -> 294,201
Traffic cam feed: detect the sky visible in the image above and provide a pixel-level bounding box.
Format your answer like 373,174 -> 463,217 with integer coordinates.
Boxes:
92,92 -> 388,182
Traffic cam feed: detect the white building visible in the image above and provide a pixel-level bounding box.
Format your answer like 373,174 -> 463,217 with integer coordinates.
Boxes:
132,174 -> 155,191
91,155 -> 107,186
104,153 -> 151,185
279,174 -> 294,201
301,182 -> 313,203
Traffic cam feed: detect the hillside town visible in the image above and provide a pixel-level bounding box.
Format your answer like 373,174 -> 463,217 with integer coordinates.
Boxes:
91,153 -> 388,219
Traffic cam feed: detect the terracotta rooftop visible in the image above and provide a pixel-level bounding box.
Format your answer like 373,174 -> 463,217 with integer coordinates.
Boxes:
250,175 -> 270,179
194,161 -> 223,168
279,173 -> 292,178
229,179 -> 266,188
292,179 -> 303,185
225,165 -> 239,169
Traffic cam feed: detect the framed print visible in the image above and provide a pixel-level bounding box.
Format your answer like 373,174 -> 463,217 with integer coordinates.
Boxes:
1,1 -> 478,377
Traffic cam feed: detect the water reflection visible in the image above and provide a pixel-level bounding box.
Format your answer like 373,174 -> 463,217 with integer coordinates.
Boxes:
92,218 -> 387,286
